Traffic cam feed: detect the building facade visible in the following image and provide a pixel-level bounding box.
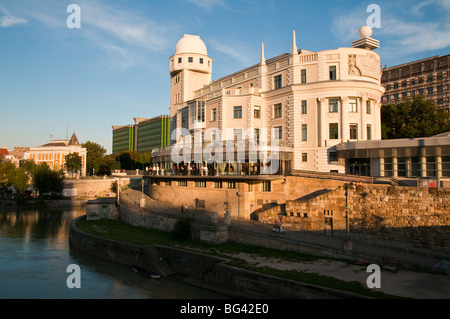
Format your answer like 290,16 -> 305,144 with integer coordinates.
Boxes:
336,132 -> 450,183
28,133 -> 87,176
157,27 -> 385,174
112,115 -> 170,154
112,125 -> 135,154
381,54 -> 450,111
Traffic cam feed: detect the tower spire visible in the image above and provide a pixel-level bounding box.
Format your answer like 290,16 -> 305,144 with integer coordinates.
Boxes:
260,42 -> 266,66
291,30 -> 298,55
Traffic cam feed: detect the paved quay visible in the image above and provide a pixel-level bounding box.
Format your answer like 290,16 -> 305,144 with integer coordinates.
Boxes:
227,219 -> 450,299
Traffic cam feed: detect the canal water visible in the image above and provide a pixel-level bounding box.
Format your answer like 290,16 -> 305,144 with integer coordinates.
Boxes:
0,206 -> 227,299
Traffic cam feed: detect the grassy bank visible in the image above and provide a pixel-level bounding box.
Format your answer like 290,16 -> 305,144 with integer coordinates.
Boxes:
75,217 -> 401,299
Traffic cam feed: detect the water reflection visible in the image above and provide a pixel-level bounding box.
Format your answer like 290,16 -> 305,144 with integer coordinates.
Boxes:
0,207 -> 227,299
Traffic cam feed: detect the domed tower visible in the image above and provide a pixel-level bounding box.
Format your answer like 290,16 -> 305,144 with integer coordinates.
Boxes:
169,34 -> 212,117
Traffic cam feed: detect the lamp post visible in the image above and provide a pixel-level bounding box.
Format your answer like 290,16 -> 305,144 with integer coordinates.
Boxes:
225,189 -> 229,214
141,178 -> 144,199
236,192 -> 240,220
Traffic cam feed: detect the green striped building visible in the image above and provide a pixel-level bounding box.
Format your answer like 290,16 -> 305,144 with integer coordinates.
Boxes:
112,115 -> 170,154
135,116 -> 170,153
112,125 -> 135,154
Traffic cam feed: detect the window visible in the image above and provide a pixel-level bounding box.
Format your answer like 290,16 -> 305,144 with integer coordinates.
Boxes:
402,81 -> 407,88
329,152 -> 338,162
214,180 -> 222,188
397,157 -> 407,177
427,87 -> 434,94
418,77 -> 424,84
329,123 -> 339,139
442,156 -> 450,177
426,156 -> 437,177
234,129 -> 243,142
274,126 -> 282,140
329,99 -> 338,113
199,58 -> 204,64
366,124 -> 372,140
302,153 -> 307,162
394,82 -> 399,89
195,180 -> 206,188
188,57 -> 193,63
427,76 -> 433,82
349,124 -> 358,140
302,124 -> 307,141
226,181 -> 236,189
196,101 -> 205,122
384,158 -> 393,177
273,103 -> 282,118
254,105 -> 261,118
262,181 -> 271,192
366,100 -> 371,114
329,66 -> 337,80
254,128 -> 260,143
272,126 -> 283,139
274,75 -> 282,89
211,108 -> 216,121
178,57 -> 182,63
349,99 -> 357,112
177,179 -> 187,187
301,69 -> 307,83
233,106 -> 242,119
301,100 -> 307,114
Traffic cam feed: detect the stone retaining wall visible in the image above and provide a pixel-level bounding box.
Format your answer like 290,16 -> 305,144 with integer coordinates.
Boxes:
69,218 -> 363,299
254,184 -> 450,252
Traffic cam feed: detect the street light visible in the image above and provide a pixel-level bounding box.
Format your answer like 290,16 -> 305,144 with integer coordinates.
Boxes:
225,189 -> 229,214
236,192 -> 240,220
141,178 -> 144,199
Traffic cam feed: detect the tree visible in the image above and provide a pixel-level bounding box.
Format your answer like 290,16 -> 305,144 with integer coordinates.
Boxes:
81,141 -> 106,175
98,154 -> 120,176
32,163 -> 65,197
11,167 -> 29,194
0,160 -> 16,190
65,152 -> 82,176
381,95 -> 450,139
118,151 -> 142,170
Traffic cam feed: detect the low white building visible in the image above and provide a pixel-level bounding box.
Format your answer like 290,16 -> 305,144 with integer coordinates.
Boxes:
28,133 -> 87,177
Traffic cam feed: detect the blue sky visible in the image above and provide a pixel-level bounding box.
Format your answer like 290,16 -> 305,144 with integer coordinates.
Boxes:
1,0 -> 449,154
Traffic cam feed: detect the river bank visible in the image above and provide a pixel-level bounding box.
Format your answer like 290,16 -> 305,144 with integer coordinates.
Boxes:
70,215 -> 404,299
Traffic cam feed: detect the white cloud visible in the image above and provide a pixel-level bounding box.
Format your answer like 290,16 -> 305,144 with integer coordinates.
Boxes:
186,0 -> 227,10
331,1 -> 450,58
0,5 -> 27,27
209,38 -> 254,68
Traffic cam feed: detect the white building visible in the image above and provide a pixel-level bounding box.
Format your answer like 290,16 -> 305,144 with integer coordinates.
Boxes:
155,26 -> 385,174
28,132 -> 87,177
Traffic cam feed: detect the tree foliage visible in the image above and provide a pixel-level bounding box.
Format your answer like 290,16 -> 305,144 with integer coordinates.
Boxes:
0,160 -> 32,195
32,163 -> 65,197
81,141 -> 106,175
65,152 -> 82,176
381,95 -> 450,139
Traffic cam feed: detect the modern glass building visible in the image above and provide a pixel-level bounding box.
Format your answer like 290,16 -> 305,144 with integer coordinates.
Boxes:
135,116 -> 170,153
112,116 -> 170,154
112,125 -> 135,154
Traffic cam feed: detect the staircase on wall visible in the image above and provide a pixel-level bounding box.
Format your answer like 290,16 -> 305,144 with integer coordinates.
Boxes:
142,246 -> 176,277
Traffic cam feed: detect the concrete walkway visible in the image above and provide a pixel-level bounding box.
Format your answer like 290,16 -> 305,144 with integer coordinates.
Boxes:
228,218 -> 450,299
